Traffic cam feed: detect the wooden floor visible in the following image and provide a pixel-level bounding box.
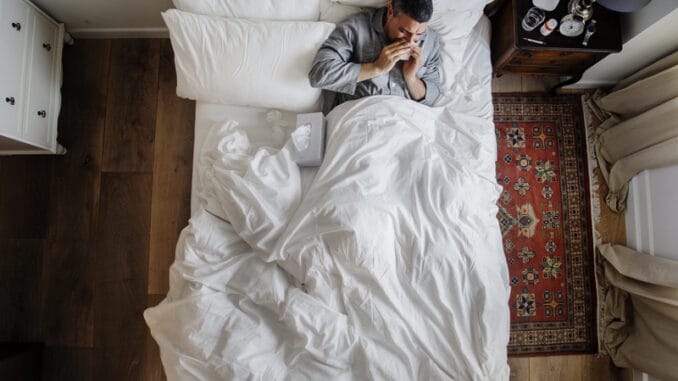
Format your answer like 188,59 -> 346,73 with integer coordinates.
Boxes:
0,40 -> 629,380
1,39 -> 193,380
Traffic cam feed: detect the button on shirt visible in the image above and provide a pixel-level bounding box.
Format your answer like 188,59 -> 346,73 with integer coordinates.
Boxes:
309,7 -> 442,114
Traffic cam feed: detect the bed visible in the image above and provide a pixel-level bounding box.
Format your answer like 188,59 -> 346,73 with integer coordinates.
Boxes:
145,1 -> 511,379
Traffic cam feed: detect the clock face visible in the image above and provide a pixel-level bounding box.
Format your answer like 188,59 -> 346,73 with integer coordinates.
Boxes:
559,14 -> 585,37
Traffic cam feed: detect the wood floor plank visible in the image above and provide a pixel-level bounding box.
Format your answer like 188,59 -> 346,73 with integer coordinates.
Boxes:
42,346 -> 93,381
148,39 -> 195,295
582,354 -> 628,381
102,39 -> 160,173
0,343 -> 43,381
521,76 -> 561,93
529,355 -> 585,381
508,357 -> 530,381
93,173 -> 152,381
492,74 -> 522,93
0,157 -> 51,240
41,39 -> 111,347
144,294 -> 167,381
0,239 -> 44,342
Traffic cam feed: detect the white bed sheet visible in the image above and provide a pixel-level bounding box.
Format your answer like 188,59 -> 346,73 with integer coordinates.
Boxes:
148,13 -> 510,381
191,15 -> 494,216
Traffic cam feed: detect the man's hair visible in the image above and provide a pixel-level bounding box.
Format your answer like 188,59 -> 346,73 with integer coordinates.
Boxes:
392,0 -> 433,23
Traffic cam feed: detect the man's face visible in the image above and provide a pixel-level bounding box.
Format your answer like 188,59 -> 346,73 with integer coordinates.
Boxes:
384,4 -> 428,44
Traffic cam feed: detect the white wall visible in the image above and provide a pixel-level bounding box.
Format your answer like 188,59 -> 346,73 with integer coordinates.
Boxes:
31,0 -> 173,38
571,1 -> 678,88
626,165 -> 678,262
620,0 -> 678,43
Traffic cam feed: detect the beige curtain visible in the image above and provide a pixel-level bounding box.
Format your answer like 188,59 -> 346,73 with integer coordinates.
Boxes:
588,50 -> 678,212
598,244 -> 678,381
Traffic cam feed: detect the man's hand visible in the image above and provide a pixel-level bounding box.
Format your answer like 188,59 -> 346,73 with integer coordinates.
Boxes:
358,40 -> 411,81
402,45 -> 426,101
375,40 -> 412,73
402,45 -> 424,81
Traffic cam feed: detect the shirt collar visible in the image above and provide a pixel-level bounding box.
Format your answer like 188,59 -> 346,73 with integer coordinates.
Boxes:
371,7 -> 387,40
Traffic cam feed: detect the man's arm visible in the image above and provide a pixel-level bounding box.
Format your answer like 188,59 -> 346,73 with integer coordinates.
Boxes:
308,23 -> 362,95
402,37 -> 442,105
309,18 -> 411,94
403,65 -> 427,101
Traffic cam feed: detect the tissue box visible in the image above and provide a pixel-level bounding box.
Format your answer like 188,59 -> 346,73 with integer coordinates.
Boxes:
292,112 -> 326,167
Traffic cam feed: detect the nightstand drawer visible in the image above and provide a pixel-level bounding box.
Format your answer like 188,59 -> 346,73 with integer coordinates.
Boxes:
500,64 -> 590,75
504,50 -> 601,73
509,50 -> 597,66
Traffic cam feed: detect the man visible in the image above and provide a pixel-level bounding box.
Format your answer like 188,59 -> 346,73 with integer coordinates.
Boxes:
309,0 -> 441,114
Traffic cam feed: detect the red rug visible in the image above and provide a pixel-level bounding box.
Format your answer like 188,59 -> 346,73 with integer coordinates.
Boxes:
493,94 -> 596,355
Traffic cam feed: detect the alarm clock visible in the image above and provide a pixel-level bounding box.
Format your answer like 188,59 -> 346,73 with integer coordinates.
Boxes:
559,14 -> 585,37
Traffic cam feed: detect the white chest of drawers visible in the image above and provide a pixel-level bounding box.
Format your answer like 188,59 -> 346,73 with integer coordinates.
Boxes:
0,0 -> 66,155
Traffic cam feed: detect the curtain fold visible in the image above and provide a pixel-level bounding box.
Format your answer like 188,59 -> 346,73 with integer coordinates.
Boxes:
598,244 -> 678,381
588,49 -> 678,212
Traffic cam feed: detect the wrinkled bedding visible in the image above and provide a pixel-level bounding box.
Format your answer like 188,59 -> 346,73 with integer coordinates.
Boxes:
144,96 -> 510,380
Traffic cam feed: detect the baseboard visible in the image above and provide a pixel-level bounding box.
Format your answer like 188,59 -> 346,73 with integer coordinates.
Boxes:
68,27 -> 169,39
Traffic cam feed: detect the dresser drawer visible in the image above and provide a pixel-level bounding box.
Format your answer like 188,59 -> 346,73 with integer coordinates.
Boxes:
22,10 -> 58,149
0,0 -> 31,137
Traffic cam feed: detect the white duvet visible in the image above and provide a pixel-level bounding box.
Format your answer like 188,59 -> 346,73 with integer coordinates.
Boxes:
145,96 -> 510,380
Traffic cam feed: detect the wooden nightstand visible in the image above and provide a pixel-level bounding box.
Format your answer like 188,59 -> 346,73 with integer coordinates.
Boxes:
491,0 -> 622,86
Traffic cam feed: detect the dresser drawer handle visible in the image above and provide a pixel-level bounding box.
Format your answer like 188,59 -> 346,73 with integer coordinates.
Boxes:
37,110 -> 46,118
5,97 -> 15,105
42,43 -> 51,51
11,22 -> 21,31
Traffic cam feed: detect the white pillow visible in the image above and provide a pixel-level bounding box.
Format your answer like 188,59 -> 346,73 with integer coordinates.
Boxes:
430,8 -> 485,39
329,0 -> 490,38
433,0 -> 492,12
172,0 -> 322,21
162,10 -> 335,112
320,0 -> 365,23
331,0 -> 387,6
330,0 -> 491,11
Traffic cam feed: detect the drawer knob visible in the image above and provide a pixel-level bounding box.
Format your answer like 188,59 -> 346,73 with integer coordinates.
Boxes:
5,97 -> 15,105
11,22 -> 21,31
42,43 -> 51,51
37,110 -> 47,118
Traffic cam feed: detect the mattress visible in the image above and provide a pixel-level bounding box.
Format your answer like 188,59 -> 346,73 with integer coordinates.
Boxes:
191,15 -> 494,216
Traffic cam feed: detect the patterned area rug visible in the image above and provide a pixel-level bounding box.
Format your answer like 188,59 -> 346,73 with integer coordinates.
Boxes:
493,94 -> 596,355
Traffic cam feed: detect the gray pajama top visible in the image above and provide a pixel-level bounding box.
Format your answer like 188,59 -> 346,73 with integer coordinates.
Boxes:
308,7 -> 442,114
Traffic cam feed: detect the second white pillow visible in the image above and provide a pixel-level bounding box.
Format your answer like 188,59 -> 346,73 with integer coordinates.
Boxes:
172,0 -> 322,21
162,9 -> 336,112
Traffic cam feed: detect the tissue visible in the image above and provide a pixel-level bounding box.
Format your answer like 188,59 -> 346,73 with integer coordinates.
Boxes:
291,124 -> 312,151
